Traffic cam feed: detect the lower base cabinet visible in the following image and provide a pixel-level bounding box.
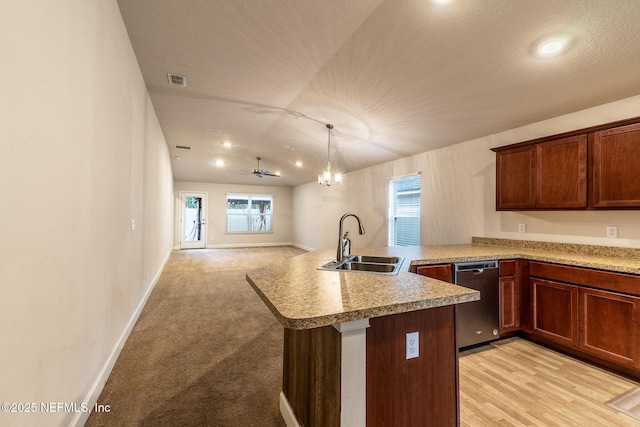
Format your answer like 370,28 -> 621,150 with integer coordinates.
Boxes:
531,278 -> 579,348
580,287 -> 640,368
282,306 -> 460,427
529,261 -> 640,373
499,260 -> 520,333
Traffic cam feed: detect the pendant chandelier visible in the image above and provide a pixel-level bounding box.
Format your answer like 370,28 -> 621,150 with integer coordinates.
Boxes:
318,123 -> 342,186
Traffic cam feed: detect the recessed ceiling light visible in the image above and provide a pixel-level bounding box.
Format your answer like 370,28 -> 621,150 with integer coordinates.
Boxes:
223,141 -> 232,148
536,36 -> 569,57
215,159 -> 224,167
295,161 -> 303,167
275,171 -> 281,176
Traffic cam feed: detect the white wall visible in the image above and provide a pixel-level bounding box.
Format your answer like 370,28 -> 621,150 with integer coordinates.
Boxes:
293,94 -> 640,250
0,1 -> 174,426
173,181 -> 293,248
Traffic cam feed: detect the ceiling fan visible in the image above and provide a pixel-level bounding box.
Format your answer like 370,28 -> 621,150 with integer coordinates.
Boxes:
242,157 -> 280,178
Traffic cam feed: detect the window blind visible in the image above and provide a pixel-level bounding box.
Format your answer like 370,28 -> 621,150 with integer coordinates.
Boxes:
388,174 -> 421,246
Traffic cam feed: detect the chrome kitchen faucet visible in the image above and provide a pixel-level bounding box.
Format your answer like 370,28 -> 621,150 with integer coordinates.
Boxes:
336,213 -> 365,262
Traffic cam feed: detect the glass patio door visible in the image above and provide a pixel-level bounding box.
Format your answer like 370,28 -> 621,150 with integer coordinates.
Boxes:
180,192 -> 207,249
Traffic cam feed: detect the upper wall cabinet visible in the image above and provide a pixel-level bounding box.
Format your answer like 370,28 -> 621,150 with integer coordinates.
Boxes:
495,145 -> 536,209
536,135 -> 587,209
493,117 -> 640,211
593,122 -> 640,208
494,135 -> 587,210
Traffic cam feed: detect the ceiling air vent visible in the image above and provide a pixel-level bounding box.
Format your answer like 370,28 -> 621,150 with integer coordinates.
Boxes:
167,73 -> 186,87
175,145 -> 191,150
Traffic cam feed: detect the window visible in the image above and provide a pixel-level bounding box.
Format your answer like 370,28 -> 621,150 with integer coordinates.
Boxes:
388,174 -> 421,246
226,194 -> 273,233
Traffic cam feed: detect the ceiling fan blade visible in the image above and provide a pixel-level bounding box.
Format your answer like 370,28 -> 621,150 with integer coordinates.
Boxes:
237,157 -> 280,178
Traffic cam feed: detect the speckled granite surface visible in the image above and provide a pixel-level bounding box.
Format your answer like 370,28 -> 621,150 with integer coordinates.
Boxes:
468,237 -> 640,274
247,240 -> 640,330
246,246 -> 480,330
472,237 -> 640,260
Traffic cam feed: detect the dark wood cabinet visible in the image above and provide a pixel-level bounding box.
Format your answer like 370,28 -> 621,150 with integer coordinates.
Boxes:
536,135 -> 587,208
529,261 -> 640,374
579,287 -> 640,368
283,327 -> 341,427
498,260 -> 519,333
414,264 -> 452,283
367,306 -> 459,427
592,122 -> 640,208
494,135 -> 587,210
493,116 -> 640,211
531,278 -> 579,348
495,145 -> 536,210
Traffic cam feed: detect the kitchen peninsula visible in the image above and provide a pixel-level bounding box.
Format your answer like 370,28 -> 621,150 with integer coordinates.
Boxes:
246,239 -> 640,427
246,245 -> 480,427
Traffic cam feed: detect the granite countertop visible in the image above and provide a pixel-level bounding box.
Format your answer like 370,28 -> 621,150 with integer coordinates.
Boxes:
246,246 -> 480,330
410,241 -> 640,275
246,240 -> 640,330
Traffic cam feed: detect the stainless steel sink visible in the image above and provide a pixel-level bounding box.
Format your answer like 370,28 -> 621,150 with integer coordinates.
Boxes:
349,255 -> 402,264
318,255 -> 405,275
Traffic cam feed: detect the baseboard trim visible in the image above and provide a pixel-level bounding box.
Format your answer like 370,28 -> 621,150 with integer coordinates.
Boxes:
70,249 -> 171,427
206,242 -> 293,249
292,243 -> 315,252
279,391 -> 301,427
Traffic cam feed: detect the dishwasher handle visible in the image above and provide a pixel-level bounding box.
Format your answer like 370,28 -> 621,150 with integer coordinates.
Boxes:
454,260 -> 498,273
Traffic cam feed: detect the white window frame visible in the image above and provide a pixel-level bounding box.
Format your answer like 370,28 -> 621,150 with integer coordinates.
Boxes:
226,193 -> 274,233
388,173 -> 421,246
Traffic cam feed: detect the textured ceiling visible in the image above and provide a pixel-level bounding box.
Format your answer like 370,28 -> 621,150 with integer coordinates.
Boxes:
117,0 -> 640,187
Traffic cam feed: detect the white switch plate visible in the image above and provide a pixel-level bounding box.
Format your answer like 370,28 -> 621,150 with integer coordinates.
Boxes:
518,223 -> 526,233
131,219 -> 136,231
406,331 -> 419,359
606,225 -> 618,239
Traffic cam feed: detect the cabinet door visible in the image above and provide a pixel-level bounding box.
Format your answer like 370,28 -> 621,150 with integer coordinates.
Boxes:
499,276 -> 519,332
531,278 -> 579,348
496,145 -> 536,210
579,288 -> 640,368
415,264 -> 452,283
593,122 -> 640,207
536,135 -> 587,208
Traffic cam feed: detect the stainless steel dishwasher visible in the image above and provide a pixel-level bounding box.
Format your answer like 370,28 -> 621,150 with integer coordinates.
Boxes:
454,260 -> 500,348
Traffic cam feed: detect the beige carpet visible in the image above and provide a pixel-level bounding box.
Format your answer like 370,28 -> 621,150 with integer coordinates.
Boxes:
86,246 -> 306,427
607,387 -> 640,422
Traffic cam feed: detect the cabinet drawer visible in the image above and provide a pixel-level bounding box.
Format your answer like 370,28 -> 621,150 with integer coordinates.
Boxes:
414,264 -> 453,283
530,261 -> 640,297
499,260 -> 516,277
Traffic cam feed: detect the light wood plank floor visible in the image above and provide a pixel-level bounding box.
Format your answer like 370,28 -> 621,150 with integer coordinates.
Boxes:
459,338 -> 640,426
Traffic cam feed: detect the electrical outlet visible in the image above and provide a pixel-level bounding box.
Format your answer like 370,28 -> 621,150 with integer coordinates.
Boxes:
406,331 -> 419,359
518,223 -> 526,233
606,225 -> 618,239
